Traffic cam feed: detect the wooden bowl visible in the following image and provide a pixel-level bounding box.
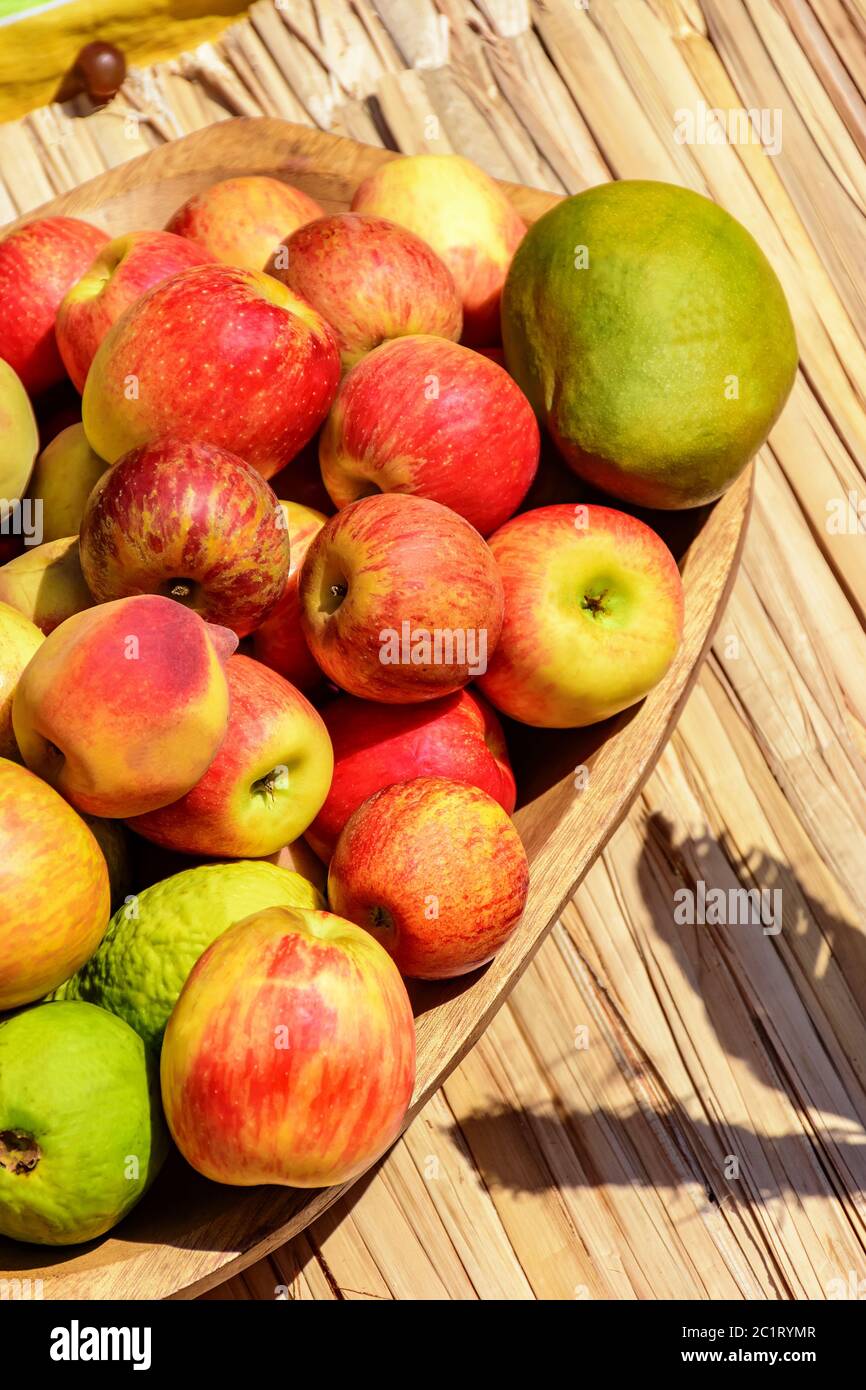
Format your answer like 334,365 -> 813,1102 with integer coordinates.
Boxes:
0,118 -> 751,1299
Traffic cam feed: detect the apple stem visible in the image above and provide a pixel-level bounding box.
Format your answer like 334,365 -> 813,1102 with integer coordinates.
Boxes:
253,770 -> 280,803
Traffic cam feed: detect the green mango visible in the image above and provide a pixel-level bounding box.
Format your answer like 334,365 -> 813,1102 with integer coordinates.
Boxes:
502,180 -> 797,509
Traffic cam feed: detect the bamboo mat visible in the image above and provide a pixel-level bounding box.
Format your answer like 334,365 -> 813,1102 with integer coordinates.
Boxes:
3,0 -> 865,1300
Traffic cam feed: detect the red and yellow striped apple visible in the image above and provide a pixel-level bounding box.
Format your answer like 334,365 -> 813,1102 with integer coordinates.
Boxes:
81,264 -> 340,478
0,216 -> 108,394
13,594 -> 236,818
477,504 -> 685,727
127,653 -> 334,859
0,757 -> 110,1009
161,904 -> 415,1187
299,492 -> 504,703
252,500 -> 326,691
26,424 -> 107,543
271,212 -> 462,367
0,536 -> 93,634
305,687 -> 515,862
56,230 -> 212,391
166,175 -> 323,271
351,154 -> 525,347
79,439 -> 290,638
319,335 -> 539,534
328,777 -> 529,979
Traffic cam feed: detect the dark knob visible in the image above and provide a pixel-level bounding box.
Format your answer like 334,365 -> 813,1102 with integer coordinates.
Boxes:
74,42 -> 127,102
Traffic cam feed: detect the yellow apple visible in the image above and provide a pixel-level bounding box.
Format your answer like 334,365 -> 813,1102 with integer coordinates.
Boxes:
0,358 -> 39,503
0,757 -> 110,1010
0,536 -> 94,634
0,599 -> 43,759
27,424 -> 107,543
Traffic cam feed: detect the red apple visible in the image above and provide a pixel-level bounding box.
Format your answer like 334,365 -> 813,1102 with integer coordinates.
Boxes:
81,263 -> 341,479
127,653 -> 334,859
79,439 -> 289,638
166,176 -> 323,271
161,903 -> 416,1187
0,216 -> 109,395
328,777 -> 529,979
351,154 -> 525,347
252,501 -> 327,690
271,213 -> 462,367
477,504 -> 685,727
299,492 -> 504,703
56,230 -> 212,391
305,687 -> 516,861
319,335 -> 539,534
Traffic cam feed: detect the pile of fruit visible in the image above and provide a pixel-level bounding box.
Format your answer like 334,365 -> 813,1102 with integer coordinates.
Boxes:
0,152 -> 796,1247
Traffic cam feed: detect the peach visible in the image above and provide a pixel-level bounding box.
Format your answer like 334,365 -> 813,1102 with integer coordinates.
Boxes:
13,594 -> 236,818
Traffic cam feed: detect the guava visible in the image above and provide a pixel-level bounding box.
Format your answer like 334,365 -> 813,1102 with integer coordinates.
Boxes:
501,179 -> 798,509
55,860 -> 324,1052
0,1001 -> 166,1246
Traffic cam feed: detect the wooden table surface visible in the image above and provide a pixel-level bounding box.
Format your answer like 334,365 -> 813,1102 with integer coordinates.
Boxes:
2,0 -> 864,1300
